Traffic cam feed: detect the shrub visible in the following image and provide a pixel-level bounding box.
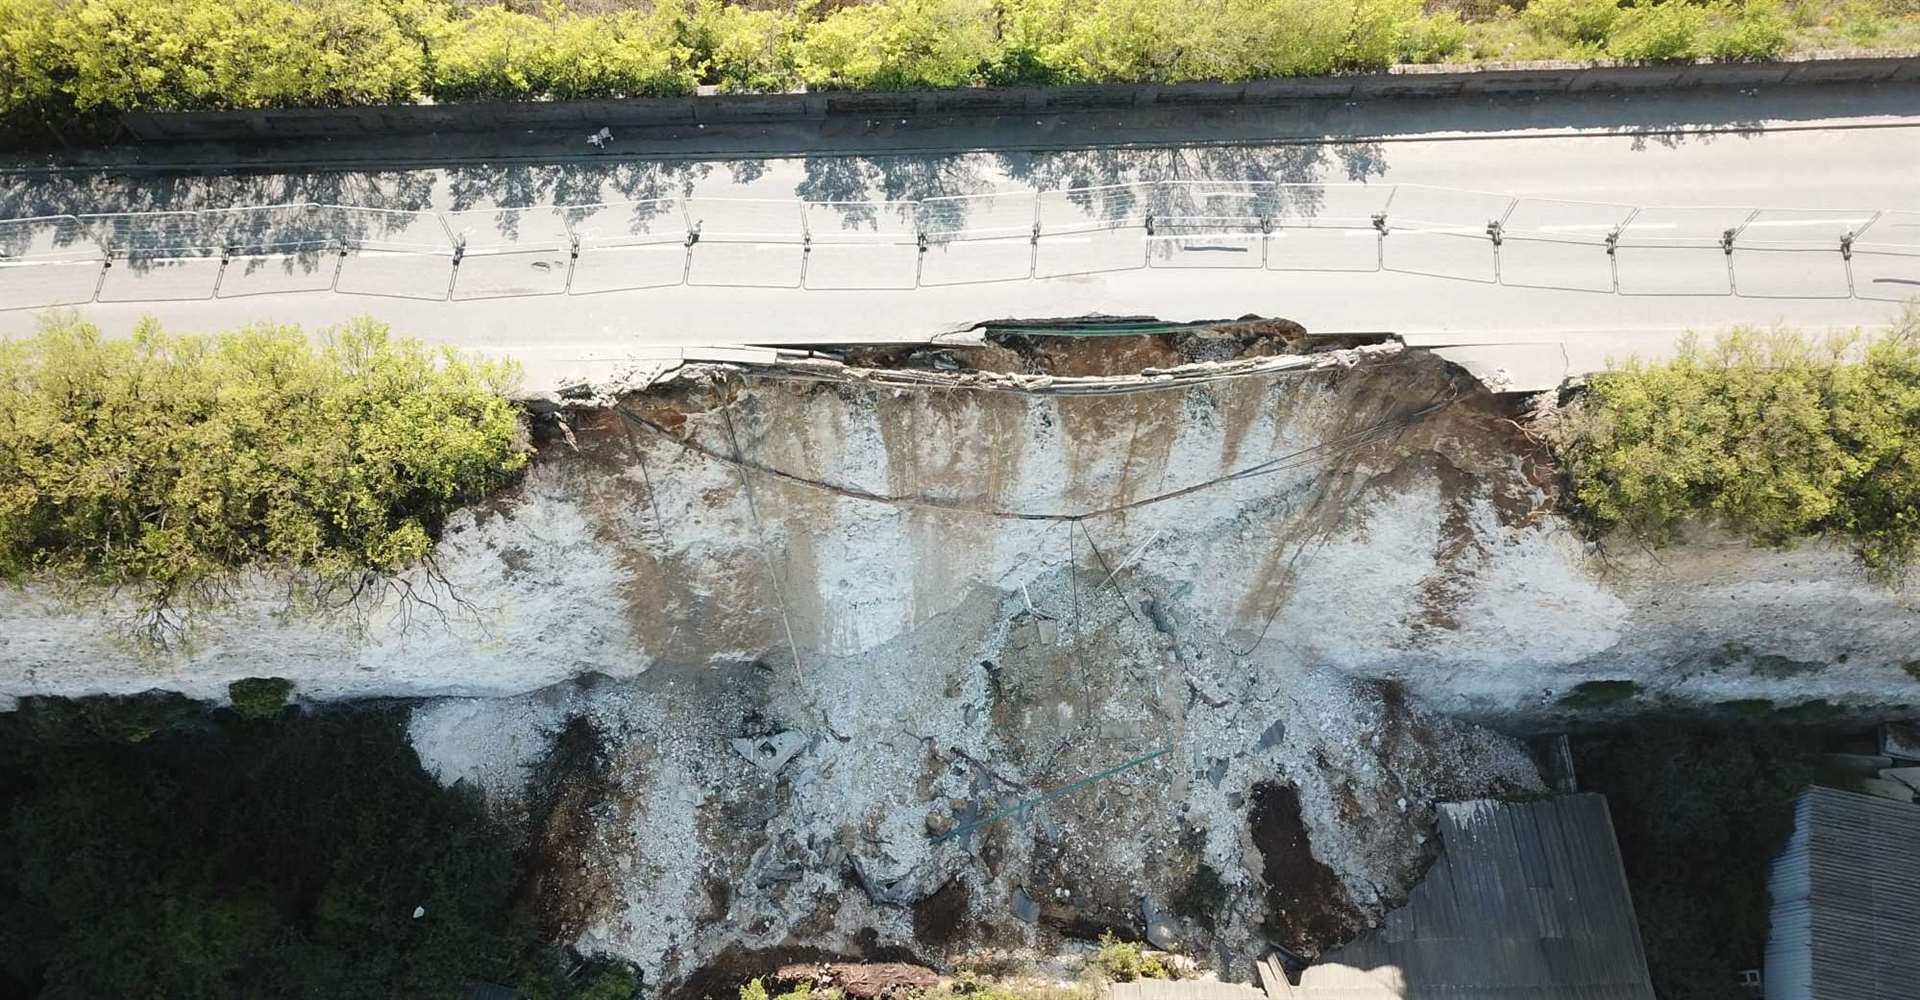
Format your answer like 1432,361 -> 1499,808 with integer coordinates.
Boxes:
1542,312 -> 1920,574
1706,0 -> 1793,59
1556,679 -> 1643,708
0,315 -> 528,625
1607,0 -> 1709,59
1089,931 -> 1171,982
427,5 -> 693,101
49,0 -> 426,112
797,0 -> 998,89
685,0 -> 802,92
1400,11 -> 1472,63
227,677 -> 294,721
1523,0 -> 1626,46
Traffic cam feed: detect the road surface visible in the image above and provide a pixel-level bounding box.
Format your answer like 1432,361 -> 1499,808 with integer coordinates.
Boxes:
3,82 -> 1917,392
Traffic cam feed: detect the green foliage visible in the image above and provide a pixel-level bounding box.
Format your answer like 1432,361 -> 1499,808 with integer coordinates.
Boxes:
797,0 -> 997,90
0,0 -> 1911,131
912,972 -> 1098,1000
574,963 -> 641,1000
1707,0 -> 1793,59
741,978 -> 817,1000
226,677 -> 294,721
1544,313 -> 1920,575
1089,931 -> 1171,982
1523,0 -> 1626,45
1556,679 -> 1643,709
0,702 -> 586,999
0,315 -> 527,624
1574,722 -> 1821,999
1607,0 -> 1710,60
425,4 -> 693,101
11,691 -> 203,745
684,0 -> 803,92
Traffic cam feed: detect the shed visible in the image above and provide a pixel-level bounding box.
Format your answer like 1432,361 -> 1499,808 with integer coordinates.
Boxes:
1292,794 -> 1656,1000
1764,785 -> 1920,1000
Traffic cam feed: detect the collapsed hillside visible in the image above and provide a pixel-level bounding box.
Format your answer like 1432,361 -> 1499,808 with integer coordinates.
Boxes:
4,325 -> 1918,987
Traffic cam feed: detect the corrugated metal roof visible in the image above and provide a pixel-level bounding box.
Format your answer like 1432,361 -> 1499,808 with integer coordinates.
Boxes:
1295,794 -> 1656,1000
1764,786 -> 1920,1000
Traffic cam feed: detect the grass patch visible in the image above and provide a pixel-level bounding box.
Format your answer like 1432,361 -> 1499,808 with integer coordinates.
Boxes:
1540,311 -> 1920,577
1557,680 -> 1643,709
0,314 -> 527,639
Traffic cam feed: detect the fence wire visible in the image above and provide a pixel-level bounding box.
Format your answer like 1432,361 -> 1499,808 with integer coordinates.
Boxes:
2,185 -> 1916,310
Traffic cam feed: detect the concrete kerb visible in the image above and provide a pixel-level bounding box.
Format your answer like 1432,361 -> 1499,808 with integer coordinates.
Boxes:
118,51 -> 1920,143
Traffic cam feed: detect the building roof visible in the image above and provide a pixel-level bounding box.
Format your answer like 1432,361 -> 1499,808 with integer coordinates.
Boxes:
1765,785 -> 1920,1000
1293,794 -> 1656,1000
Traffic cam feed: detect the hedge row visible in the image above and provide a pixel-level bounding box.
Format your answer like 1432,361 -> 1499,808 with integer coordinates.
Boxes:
0,0 -> 1819,126
1544,309 -> 1920,573
0,315 -> 528,620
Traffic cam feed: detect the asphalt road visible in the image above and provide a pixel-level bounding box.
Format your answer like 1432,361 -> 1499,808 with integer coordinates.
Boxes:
3,82 -> 1917,392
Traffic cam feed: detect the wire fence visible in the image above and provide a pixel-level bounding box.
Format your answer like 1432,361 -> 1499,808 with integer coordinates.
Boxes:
2,183 -> 1916,309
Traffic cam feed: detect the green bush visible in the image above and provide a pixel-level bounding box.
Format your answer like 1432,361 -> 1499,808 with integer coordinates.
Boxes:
1400,11 -> 1472,63
1523,0 -> 1626,45
0,315 -> 528,621
684,0 -> 802,92
1089,931 -> 1171,982
797,0 -> 997,90
227,677 -> 294,721
1706,0 -> 1793,59
1543,312 -> 1920,574
426,5 -> 693,101
2,0 -> 1916,132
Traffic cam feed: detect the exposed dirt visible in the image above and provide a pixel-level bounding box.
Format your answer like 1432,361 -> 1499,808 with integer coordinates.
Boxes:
772,961 -> 942,998
914,877 -> 972,946
517,714 -> 618,943
673,946 -> 925,1000
1248,783 -> 1366,957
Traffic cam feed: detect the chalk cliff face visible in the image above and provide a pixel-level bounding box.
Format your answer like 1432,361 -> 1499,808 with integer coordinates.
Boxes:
3,334 -> 1916,987
2,335 -> 1913,715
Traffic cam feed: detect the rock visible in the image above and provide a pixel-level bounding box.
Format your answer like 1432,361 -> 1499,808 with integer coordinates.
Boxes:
1011,888 -> 1040,924
925,811 -> 955,838
1880,767 -> 1920,793
1258,720 -> 1287,750
1141,895 -> 1182,951
731,730 -> 810,773
1859,777 -> 1915,803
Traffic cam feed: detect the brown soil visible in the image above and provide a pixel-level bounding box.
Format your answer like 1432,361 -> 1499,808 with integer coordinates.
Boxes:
674,946 -> 925,1000
516,714 -> 617,943
913,876 -> 971,946
1247,782 -> 1366,957
772,962 -> 942,998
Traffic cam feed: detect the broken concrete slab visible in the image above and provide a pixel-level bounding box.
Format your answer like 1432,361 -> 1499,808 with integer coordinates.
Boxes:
1881,722 -> 1920,763
1823,753 -> 1894,776
730,730 -> 810,773
1859,777 -> 1916,804
1879,767 -> 1920,794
